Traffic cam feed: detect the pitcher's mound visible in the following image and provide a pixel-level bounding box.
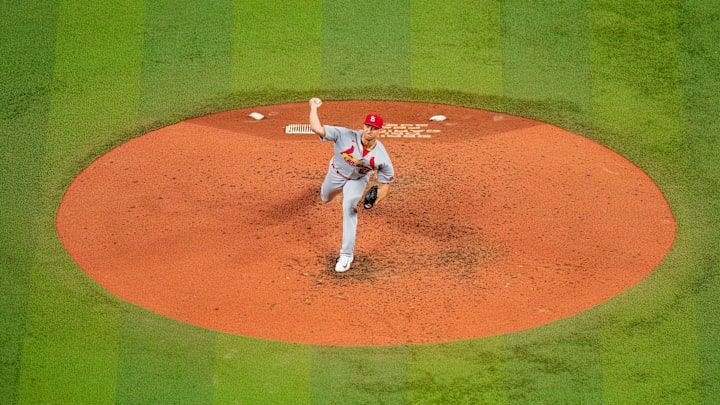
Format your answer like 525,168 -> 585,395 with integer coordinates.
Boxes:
56,101 -> 676,346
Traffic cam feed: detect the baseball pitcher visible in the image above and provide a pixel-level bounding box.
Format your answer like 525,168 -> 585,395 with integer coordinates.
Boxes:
308,98 -> 395,272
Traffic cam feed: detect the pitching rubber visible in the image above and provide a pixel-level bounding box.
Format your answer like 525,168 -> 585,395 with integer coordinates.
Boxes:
285,124 -> 314,134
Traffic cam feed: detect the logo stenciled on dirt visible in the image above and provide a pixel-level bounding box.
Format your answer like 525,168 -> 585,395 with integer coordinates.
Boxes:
380,124 -> 439,138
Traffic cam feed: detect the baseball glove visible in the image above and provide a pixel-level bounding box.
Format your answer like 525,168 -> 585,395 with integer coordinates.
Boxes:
363,185 -> 378,209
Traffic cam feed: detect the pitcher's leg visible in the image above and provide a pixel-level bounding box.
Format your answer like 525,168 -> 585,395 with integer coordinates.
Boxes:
339,179 -> 368,256
320,162 -> 345,203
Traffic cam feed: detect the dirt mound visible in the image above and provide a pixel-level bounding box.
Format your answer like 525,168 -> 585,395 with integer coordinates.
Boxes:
56,101 -> 676,345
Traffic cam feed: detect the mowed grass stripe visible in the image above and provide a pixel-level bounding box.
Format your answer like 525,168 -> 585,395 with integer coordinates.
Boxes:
499,2 -> 603,403
139,0 -> 235,122
588,0 -> 684,159
406,2 -> 507,401
407,338 -> 509,403
116,314 -> 215,404
0,3 -> 59,403
17,1 -> 146,403
589,2 -> 701,402
214,336 -> 311,404
310,346 -> 410,404
320,0 -> 411,90
500,0 -> 593,115
678,1 -> 720,400
410,0 -> 503,96
114,3 -> 237,403
232,1 -> 322,93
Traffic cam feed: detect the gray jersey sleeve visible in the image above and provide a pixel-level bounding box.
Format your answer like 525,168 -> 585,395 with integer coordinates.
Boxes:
377,163 -> 394,183
322,125 -> 342,142
375,144 -> 395,183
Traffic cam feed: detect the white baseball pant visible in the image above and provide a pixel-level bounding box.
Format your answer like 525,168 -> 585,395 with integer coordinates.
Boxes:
320,161 -> 369,257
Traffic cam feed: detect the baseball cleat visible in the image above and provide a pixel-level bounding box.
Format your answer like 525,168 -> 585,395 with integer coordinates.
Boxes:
335,255 -> 353,272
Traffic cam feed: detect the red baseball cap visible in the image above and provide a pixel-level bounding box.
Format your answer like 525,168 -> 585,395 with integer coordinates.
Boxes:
364,114 -> 384,129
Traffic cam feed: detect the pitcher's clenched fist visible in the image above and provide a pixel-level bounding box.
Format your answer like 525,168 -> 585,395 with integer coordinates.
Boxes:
310,97 -> 322,108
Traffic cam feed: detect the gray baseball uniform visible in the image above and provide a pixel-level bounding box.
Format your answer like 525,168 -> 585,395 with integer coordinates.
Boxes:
320,125 -> 395,257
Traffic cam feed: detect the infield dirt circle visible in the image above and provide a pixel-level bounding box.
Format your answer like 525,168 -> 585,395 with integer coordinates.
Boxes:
56,101 -> 676,346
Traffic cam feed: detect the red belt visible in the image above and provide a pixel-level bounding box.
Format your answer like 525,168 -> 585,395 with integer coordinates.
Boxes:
336,170 -> 351,180
332,162 -> 352,180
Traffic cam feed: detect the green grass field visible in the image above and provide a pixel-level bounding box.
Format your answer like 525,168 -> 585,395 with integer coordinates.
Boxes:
2,0 -> 719,403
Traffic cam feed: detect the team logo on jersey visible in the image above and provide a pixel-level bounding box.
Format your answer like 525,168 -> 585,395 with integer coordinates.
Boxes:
341,145 -> 372,169
340,146 -> 358,164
